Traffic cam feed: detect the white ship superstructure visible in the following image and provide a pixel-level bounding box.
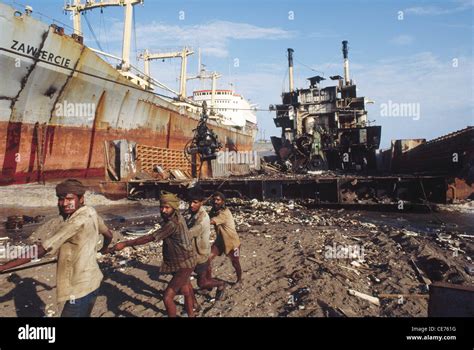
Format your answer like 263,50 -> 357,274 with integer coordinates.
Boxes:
192,89 -> 257,131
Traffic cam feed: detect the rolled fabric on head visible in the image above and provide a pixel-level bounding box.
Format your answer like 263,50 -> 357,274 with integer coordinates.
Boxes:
160,191 -> 180,210
56,179 -> 86,197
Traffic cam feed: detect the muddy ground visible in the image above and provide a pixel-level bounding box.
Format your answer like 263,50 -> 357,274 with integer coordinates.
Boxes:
0,197 -> 473,317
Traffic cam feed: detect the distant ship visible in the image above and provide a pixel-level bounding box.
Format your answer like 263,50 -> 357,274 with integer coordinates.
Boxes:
0,1 -> 256,185
191,88 -> 257,138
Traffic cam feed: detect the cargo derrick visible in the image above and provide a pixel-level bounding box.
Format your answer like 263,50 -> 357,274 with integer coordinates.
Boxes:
269,41 -> 381,173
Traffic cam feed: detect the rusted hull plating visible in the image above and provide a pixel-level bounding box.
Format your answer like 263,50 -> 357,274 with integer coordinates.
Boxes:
389,127 -> 474,200
0,3 -> 254,185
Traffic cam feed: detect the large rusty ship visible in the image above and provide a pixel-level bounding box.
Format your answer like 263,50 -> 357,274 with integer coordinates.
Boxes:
0,1 -> 257,185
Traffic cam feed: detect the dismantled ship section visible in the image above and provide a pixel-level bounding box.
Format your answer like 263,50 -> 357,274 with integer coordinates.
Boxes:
268,42 -> 381,173
102,41 -> 473,209
382,126 -> 474,201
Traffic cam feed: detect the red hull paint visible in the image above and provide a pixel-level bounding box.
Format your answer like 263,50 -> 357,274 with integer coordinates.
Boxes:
0,117 -> 253,185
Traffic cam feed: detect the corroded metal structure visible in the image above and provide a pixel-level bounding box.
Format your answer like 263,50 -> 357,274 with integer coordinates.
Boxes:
270,41 -> 381,173
0,3 -> 254,185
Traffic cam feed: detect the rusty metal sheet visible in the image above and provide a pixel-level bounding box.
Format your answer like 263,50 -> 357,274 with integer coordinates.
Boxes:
390,127 -> 474,200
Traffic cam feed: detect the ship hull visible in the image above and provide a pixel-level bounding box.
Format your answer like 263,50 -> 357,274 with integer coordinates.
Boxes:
389,127 -> 474,200
0,3 -> 254,185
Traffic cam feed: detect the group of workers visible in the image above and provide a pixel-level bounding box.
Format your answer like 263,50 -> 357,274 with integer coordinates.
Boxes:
0,179 -> 242,317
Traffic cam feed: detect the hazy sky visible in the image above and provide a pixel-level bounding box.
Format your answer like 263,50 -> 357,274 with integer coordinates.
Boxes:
12,0 -> 473,148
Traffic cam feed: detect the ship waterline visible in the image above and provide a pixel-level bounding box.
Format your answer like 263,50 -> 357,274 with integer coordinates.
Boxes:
0,3 -> 254,185
0,118 -> 253,185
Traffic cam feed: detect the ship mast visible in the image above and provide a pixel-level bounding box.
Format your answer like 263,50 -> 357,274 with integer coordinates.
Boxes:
187,49 -> 222,114
67,0 -> 82,35
139,47 -> 194,100
189,71 -> 221,114
64,0 -> 144,72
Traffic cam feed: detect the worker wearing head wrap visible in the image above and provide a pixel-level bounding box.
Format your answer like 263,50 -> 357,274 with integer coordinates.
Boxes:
55,179 -> 86,198
159,190 -> 180,210
111,190 -> 197,317
0,179 -> 114,317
